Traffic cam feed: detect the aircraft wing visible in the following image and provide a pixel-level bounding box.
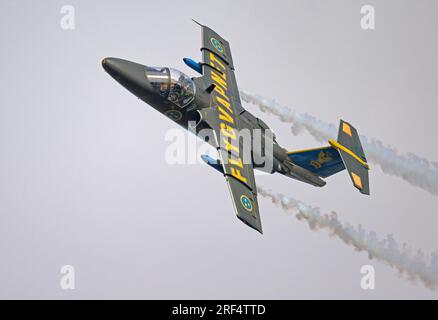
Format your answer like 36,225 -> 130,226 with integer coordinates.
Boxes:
199,107 -> 263,234
196,22 -> 263,233
196,21 -> 245,114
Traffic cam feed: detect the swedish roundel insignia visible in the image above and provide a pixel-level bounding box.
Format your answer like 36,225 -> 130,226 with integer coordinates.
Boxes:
240,195 -> 253,212
210,37 -> 224,53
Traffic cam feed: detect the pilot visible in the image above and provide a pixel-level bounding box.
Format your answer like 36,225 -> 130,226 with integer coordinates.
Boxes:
159,82 -> 168,97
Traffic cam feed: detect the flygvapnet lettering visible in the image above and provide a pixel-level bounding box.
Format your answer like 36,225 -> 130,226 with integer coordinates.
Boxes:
209,52 -> 248,185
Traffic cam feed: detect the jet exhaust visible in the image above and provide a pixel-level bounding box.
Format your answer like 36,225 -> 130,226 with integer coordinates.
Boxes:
258,185 -> 438,290
242,91 -> 438,196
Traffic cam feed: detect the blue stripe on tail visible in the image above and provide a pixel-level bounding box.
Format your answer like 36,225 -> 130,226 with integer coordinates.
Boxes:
287,146 -> 345,178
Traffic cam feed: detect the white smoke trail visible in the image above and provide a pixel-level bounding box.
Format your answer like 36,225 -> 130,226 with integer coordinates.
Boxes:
241,91 -> 438,196
258,186 -> 438,290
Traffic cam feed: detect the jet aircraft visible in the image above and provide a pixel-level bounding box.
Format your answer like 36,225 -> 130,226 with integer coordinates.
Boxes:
102,21 -> 370,233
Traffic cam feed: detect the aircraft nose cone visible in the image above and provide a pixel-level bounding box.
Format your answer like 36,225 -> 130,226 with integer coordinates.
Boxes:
102,57 -> 152,96
102,57 -> 122,75
101,57 -> 112,71
101,57 -> 137,78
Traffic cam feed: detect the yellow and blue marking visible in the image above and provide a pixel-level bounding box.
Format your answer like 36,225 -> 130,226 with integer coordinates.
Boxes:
287,146 -> 345,178
240,195 -> 253,212
210,37 -> 224,53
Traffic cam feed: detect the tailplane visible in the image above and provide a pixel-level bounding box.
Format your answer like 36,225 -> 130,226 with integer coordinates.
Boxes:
287,120 -> 370,195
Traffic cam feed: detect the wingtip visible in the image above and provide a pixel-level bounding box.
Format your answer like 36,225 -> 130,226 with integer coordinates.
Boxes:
237,215 -> 263,234
192,19 -> 203,27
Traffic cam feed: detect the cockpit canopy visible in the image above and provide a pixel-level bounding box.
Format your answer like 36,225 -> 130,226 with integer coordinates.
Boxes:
145,66 -> 195,108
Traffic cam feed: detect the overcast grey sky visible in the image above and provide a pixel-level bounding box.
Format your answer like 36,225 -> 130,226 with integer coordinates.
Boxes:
1,0 -> 437,299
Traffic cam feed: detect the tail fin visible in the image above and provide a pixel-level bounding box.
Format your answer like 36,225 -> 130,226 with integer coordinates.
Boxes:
286,119 -> 370,195
329,120 -> 370,195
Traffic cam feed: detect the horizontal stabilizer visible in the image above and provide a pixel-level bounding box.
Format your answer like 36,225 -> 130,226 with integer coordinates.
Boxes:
329,120 -> 370,195
337,119 -> 367,163
287,120 -> 370,195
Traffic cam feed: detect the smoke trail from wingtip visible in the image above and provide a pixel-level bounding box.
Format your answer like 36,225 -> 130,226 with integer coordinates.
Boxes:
258,186 -> 438,290
241,91 -> 438,196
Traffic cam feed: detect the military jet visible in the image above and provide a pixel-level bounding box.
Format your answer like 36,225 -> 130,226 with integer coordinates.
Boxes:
102,21 -> 370,234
